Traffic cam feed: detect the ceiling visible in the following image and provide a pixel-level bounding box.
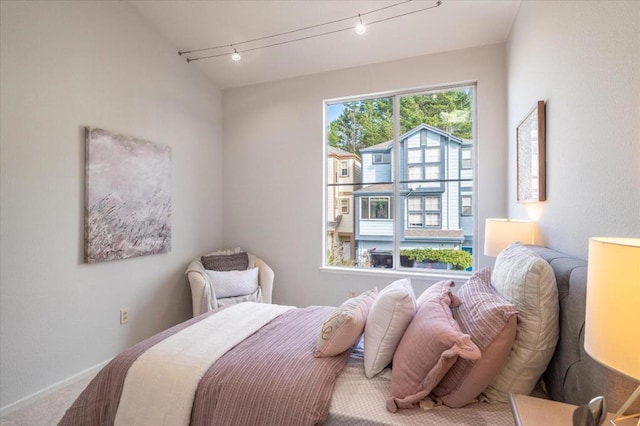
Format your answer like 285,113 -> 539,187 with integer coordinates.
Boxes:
129,0 -> 521,90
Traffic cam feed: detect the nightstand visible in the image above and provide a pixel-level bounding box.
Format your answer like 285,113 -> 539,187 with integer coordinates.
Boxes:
509,393 -> 635,426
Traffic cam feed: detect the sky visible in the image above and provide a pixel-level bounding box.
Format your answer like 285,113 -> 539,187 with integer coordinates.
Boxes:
327,103 -> 345,124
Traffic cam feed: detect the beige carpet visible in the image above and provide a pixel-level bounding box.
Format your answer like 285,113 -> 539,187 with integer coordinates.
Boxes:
0,375 -> 94,426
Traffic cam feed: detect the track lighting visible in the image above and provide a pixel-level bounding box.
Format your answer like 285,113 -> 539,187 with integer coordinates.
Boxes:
355,14 -> 366,35
179,0 -> 443,63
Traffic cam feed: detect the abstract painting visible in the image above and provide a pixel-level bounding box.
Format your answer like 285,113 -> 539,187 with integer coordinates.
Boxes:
85,127 -> 171,263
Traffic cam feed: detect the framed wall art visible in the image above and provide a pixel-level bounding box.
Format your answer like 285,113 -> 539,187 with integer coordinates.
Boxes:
84,127 -> 171,263
517,100 -> 546,202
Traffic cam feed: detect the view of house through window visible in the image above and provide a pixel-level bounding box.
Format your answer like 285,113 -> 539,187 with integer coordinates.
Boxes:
325,85 -> 475,272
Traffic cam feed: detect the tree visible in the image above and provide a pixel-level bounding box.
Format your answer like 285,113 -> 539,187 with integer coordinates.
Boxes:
328,98 -> 392,154
327,89 -> 472,154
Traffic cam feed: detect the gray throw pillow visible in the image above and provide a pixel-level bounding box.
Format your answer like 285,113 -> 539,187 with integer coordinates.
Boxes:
201,251 -> 249,271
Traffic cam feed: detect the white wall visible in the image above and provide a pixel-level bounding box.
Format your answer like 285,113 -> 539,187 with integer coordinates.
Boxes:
222,44 -> 508,308
507,1 -> 640,258
0,1 -> 222,410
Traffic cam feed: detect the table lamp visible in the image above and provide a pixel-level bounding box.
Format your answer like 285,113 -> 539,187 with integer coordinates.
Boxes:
484,218 -> 535,257
585,237 -> 640,425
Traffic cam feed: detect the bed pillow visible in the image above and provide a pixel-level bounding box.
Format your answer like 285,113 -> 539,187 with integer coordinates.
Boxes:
363,278 -> 416,378
201,251 -> 249,271
314,289 -> 377,358
386,280 -> 481,412
416,279 -> 454,308
204,267 -> 259,298
483,242 -> 559,402
432,267 -> 517,407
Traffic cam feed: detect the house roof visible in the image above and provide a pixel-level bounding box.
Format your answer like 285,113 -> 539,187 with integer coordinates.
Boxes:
327,145 -> 360,159
360,124 -> 466,153
353,183 -> 393,195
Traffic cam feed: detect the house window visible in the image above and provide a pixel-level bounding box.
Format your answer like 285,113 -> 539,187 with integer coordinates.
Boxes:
372,153 -> 390,164
461,195 -> 472,216
462,148 -> 472,169
408,149 -> 422,164
340,198 -> 349,214
425,196 -> 440,211
340,160 -> 349,177
408,165 -> 422,181
407,196 -> 423,210
425,164 -> 440,181
408,213 -> 423,227
360,197 -> 391,220
325,85 -> 475,272
425,148 -> 440,163
407,195 -> 442,229
425,212 -> 441,227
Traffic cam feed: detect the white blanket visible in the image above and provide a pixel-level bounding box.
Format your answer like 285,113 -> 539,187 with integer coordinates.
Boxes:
114,302 -> 294,426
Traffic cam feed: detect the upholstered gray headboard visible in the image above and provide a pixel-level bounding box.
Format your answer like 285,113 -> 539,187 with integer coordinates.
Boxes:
527,246 -> 639,413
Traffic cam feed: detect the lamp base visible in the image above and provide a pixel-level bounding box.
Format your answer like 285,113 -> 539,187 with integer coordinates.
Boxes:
610,384 -> 640,426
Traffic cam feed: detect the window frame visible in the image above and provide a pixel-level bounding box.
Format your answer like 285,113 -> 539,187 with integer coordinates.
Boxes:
323,83 -> 476,276
340,198 -> 349,214
360,196 -> 392,220
339,159 -> 349,177
461,194 -> 472,216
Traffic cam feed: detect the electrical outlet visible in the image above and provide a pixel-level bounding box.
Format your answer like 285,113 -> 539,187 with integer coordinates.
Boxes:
120,308 -> 129,324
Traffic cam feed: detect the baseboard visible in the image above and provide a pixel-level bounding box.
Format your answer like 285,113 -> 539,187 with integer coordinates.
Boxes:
0,358 -> 111,417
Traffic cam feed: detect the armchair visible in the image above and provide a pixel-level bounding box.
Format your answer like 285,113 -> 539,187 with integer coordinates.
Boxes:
186,249 -> 274,317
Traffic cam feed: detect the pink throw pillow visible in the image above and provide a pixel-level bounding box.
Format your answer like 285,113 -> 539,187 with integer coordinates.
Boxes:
387,281 -> 481,412
432,268 -> 517,407
314,289 -> 377,358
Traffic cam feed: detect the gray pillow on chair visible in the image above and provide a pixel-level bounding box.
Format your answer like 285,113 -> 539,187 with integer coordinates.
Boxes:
201,251 -> 249,271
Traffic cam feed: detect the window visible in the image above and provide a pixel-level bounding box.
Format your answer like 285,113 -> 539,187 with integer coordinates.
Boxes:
406,195 -> 442,229
340,198 -> 349,214
407,149 -> 422,164
373,153 -> 390,164
408,165 -> 422,181
325,85 -> 475,272
461,148 -> 472,169
425,148 -> 440,163
339,160 -> 349,177
361,197 -> 391,220
461,195 -> 472,216
407,213 -> 423,227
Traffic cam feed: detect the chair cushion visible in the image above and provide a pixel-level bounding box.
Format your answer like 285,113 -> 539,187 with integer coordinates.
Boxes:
201,251 -> 249,271
363,278 -> 416,378
204,267 -> 259,298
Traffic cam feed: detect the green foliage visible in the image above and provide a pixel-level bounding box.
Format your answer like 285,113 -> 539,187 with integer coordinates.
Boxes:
400,248 -> 472,270
328,89 -> 472,154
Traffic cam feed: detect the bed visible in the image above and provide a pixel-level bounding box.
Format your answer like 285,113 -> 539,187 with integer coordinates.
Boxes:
59,245 -> 639,425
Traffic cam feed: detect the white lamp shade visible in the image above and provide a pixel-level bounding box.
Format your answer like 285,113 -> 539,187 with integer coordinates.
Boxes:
585,237 -> 640,381
484,218 -> 535,257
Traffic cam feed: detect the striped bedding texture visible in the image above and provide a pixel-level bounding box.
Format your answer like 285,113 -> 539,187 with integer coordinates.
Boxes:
59,302 -> 513,425
59,304 -> 350,426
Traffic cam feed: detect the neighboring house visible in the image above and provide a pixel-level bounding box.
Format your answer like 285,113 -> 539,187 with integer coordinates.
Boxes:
326,146 -> 361,264
354,124 -> 473,267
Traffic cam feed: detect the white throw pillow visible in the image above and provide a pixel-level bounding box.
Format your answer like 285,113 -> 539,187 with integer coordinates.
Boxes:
364,278 -> 416,378
204,267 -> 259,299
483,242 -> 559,402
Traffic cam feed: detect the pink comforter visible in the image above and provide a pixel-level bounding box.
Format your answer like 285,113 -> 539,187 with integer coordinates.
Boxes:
59,305 -> 349,426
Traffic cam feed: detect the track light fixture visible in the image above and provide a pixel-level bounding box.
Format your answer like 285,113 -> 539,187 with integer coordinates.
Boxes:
231,47 -> 241,62
179,0 -> 443,63
355,14 -> 366,35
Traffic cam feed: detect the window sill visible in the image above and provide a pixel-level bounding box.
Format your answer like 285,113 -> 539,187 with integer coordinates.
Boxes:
319,265 -> 471,281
